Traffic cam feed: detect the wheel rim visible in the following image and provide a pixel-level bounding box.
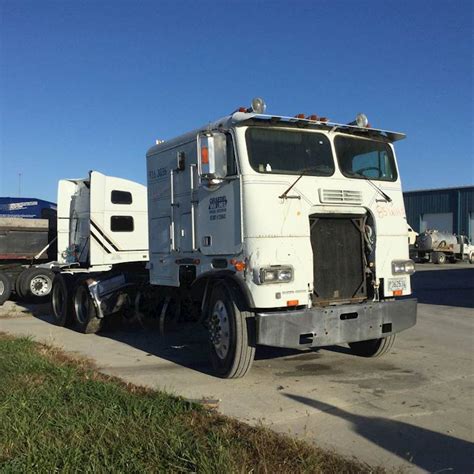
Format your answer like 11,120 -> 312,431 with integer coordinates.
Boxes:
30,275 -> 52,296
74,286 -> 90,325
52,283 -> 64,316
0,280 -> 4,296
209,300 -> 231,360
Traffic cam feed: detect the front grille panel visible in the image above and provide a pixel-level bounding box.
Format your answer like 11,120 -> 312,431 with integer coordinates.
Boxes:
310,215 -> 366,303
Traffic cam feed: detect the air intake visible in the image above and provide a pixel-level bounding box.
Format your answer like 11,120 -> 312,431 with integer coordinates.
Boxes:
319,189 -> 363,205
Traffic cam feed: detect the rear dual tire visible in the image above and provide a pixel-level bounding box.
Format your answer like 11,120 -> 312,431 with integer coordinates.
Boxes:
51,274 -> 75,327
52,274 -> 102,334
72,282 -> 102,334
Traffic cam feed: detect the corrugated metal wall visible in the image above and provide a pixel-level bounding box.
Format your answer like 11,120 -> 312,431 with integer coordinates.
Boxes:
403,186 -> 474,238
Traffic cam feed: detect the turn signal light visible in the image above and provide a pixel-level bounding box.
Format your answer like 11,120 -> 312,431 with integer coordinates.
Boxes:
393,289 -> 403,296
230,259 -> 246,272
287,299 -> 299,307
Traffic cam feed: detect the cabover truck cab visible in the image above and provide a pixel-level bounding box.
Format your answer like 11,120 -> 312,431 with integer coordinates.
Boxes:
51,171 -> 149,332
146,99 -> 417,378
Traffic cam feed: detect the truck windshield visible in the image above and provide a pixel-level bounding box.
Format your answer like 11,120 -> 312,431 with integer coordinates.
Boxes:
335,135 -> 398,182
246,128 -> 334,176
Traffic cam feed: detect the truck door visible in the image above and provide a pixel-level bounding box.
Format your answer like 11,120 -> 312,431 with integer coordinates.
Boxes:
196,133 -> 242,256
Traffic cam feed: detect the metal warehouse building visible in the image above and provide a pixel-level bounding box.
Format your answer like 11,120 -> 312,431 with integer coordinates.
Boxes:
403,186 -> 474,240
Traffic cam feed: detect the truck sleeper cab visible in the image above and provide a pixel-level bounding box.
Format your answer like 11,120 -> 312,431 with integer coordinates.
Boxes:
146,100 -> 417,378
51,171 -> 149,332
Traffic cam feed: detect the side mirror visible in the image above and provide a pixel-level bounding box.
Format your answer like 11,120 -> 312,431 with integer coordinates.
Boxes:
197,132 -> 227,182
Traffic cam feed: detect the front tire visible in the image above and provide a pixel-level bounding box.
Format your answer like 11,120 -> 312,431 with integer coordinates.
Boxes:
73,282 -> 103,334
208,284 -> 255,378
349,334 -> 396,357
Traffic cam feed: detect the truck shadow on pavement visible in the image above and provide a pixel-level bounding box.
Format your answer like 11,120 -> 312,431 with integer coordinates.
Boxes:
96,322 -> 307,377
411,268 -> 474,308
284,394 -> 474,473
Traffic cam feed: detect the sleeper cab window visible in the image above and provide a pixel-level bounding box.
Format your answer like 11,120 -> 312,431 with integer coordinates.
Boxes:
111,190 -> 133,205
111,216 -> 134,232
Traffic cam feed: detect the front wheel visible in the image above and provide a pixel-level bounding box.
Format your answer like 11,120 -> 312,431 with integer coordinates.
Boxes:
208,284 -> 255,378
73,282 -> 103,334
348,334 -> 396,357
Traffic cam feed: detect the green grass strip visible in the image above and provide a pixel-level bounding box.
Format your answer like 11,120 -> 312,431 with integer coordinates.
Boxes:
0,335 -> 379,473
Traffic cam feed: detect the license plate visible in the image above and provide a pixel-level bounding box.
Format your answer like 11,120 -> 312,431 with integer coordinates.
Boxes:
387,278 -> 407,292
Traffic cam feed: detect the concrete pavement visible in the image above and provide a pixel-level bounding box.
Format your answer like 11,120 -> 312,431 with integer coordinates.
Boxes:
1,267 -> 473,472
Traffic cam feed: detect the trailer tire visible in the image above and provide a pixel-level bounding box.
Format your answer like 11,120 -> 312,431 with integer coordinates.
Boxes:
0,272 -> 12,305
73,282 -> 103,334
15,270 -> 27,298
470,253 -> 474,264
208,283 -> 255,378
349,334 -> 396,357
20,268 -> 54,300
51,274 -> 75,327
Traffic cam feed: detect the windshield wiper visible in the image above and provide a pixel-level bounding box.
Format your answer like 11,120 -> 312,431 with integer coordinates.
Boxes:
351,172 -> 392,202
279,166 -> 325,199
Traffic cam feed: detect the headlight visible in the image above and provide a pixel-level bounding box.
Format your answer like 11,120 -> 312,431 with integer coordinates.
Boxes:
392,260 -> 415,275
258,266 -> 293,284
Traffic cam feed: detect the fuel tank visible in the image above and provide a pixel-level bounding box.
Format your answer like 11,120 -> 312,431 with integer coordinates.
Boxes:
416,230 -> 457,252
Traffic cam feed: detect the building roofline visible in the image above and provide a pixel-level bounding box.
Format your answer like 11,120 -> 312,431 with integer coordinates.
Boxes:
403,185 -> 474,194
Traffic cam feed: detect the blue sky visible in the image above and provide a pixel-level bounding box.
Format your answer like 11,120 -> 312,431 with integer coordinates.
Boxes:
1,0 -> 472,202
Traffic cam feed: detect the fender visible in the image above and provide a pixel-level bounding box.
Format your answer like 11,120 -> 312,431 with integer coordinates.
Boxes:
191,270 -> 255,316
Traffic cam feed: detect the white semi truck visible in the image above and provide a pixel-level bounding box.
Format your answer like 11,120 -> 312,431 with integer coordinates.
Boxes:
51,99 -> 417,378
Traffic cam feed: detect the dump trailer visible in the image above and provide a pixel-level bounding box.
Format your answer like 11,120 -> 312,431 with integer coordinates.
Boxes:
51,99 -> 417,378
0,201 -> 57,305
415,230 -> 474,264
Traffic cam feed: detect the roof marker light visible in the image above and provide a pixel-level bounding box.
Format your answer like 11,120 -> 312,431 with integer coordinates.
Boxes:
295,113 -> 305,119
308,115 -> 319,121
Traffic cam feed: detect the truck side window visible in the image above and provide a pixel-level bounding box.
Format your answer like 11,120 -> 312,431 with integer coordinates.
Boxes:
111,190 -> 133,205
111,216 -> 134,232
226,134 -> 238,176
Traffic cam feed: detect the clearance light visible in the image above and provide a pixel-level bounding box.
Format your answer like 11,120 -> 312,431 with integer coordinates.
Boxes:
287,300 -> 299,307
201,146 -> 209,164
295,113 -> 305,119
319,117 -> 329,122
308,115 -> 319,121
